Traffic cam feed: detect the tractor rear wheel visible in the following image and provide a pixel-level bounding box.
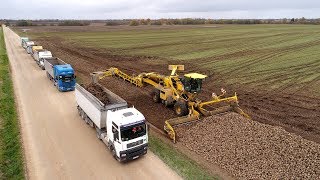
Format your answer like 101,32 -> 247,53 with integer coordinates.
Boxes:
152,89 -> 161,103
174,100 -> 189,116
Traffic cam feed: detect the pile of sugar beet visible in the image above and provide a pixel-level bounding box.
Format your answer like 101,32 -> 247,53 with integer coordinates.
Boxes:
82,83 -> 110,105
175,113 -> 320,179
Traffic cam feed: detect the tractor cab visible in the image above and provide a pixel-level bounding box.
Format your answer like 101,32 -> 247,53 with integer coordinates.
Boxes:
181,73 -> 207,93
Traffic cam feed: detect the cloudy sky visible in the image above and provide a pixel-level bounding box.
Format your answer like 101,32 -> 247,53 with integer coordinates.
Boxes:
1,0 -> 319,19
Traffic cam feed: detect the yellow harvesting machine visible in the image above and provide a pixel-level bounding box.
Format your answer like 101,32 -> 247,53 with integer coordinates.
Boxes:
91,65 -> 249,143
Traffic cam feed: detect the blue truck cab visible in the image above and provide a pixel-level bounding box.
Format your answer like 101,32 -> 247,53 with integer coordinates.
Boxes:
54,64 -> 76,91
44,57 -> 76,92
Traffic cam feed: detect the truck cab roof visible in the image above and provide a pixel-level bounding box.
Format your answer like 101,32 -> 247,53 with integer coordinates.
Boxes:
56,64 -> 74,75
111,107 -> 145,127
26,41 -> 34,46
21,37 -> 29,41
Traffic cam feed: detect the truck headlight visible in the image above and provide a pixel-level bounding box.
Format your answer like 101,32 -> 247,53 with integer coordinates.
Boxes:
121,154 -> 126,157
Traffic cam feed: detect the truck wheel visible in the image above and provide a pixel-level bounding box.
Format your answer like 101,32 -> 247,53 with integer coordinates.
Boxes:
174,100 -> 189,116
88,119 -> 94,128
152,89 -> 161,103
111,147 -> 117,160
81,110 -> 86,120
77,106 -> 82,116
96,128 -> 101,140
79,109 -> 83,118
84,116 -> 89,124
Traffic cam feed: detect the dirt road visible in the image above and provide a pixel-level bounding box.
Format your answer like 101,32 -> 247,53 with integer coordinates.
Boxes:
3,26 -> 181,180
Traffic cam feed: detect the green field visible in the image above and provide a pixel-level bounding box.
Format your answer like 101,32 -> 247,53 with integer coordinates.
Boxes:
30,24 -> 320,97
0,27 -> 25,179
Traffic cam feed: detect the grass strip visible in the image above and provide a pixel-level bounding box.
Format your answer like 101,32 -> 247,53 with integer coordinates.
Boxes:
0,27 -> 25,179
149,133 -> 217,180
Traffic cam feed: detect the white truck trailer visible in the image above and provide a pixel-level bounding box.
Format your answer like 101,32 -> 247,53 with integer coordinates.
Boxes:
33,49 -> 52,69
75,83 -> 148,162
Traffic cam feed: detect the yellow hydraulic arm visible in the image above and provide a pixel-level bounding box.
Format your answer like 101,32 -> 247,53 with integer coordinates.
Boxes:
91,67 -> 144,87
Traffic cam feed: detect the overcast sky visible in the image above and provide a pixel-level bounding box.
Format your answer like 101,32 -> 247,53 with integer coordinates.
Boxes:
1,0 -> 320,19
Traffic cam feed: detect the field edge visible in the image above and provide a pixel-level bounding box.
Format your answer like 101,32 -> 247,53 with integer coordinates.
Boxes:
149,129 -> 219,180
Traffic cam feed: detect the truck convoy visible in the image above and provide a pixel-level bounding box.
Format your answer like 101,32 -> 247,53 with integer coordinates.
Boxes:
75,83 -> 148,162
44,58 -> 76,91
19,36 -> 148,162
33,49 -> 52,69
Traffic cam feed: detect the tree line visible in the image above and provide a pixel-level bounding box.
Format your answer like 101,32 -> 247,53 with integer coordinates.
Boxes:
1,18 -> 319,27
115,18 -> 320,26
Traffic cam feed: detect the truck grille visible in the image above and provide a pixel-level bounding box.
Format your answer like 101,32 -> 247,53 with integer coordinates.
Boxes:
127,139 -> 143,149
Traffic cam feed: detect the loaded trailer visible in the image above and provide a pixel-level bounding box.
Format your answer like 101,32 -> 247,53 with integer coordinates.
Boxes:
44,58 -> 76,91
75,83 -> 148,162
33,49 -> 52,69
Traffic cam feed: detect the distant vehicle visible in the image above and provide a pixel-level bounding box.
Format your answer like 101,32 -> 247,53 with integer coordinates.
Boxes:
44,58 -> 76,92
26,44 -> 38,54
31,46 -> 43,57
33,50 -> 52,70
75,83 -> 148,162
20,37 -> 29,47
24,41 -> 34,50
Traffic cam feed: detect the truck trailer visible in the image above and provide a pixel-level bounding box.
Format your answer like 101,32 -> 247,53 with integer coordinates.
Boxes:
44,58 -> 76,91
33,49 -> 52,69
75,83 -> 148,162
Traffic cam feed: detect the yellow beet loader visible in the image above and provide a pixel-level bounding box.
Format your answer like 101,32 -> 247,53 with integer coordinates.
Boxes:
91,65 -> 250,143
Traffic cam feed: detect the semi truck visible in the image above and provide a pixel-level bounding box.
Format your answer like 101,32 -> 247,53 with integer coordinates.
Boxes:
75,83 -> 148,162
21,37 -> 29,47
44,58 -> 76,91
26,43 -> 37,54
31,46 -> 43,57
33,49 -> 52,69
24,41 -> 34,50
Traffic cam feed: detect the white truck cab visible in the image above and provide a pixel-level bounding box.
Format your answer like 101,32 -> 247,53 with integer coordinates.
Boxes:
104,108 -> 148,161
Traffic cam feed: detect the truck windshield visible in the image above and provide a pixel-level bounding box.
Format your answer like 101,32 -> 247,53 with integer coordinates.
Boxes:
60,75 -> 75,82
121,123 -> 146,141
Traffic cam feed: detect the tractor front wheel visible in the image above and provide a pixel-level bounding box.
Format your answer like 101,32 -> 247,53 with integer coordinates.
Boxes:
174,100 -> 189,116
